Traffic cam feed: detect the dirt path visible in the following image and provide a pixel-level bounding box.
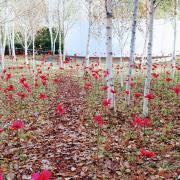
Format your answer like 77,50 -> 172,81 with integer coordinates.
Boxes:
13,76 -> 95,179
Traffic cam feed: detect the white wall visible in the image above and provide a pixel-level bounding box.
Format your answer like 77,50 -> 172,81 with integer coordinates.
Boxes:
65,19 -> 180,57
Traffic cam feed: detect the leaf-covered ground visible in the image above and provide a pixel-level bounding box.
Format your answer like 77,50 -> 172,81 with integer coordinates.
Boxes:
0,59 -> 179,179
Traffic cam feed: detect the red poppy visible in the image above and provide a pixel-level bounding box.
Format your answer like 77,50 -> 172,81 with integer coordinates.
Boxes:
53,78 -> 61,84
84,83 -> 92,90
132,117 -> 142,126
104,70 -> 109,77
140,118 -> 152,126
0,170 -> 3,180
172,85 -> 180,95
165,77 -> 172,82
103,99 -> 111,107
151,73 -> 159,78
140,148 -> 156,158
93,115 -> 104,127
133,117 -> 152,127
32,170 -> 52,180
55,104 -> 65,115
111,89 -> 117,94
5,85 -> 14,92
5,73 -> 12,81
130,82 -> 135,87
17,92 -> 26,99
125,90 -> 129,95
92,72 -> 100,79
39,93 -> 48,100
22,82 -> 31,92
100,85 -> 108,91
134,92 -> 142,98
19,77 -> 27,84
0,128 -> 3,134
10,120 -> 24,130
145,93 -> 155,100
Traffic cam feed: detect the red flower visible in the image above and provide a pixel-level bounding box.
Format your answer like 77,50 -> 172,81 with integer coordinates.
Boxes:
133,117 -> 152,127
40,75 -> 47,81
140,148 -> 156,158
140,118 -> 152,127
103,99 -> 111,107
125,90 -> 129,95
39,93 -> 48,100
111,89 -> 117,94
5,73 -> 12,81
165,77 -> 172,82
92,72 -> 100,79
3,69 -> 6,74
10,120 -> 24,130
134,92 -> 142,98
17,92 -> 26,99
84,83 -> 92,90
22,82 -> 32,92
132,117 -> 143,126
104,70 -> 109,77
5,85 -> 14,92
42,79 -> 47,86
55,104 -> 65,115
53,78 -> 61,84
172,85 -> 180,95
100,85 -> 108,91
151,73 -> 159,79
145,93 -> 155,100
32,170 -> 52,180
19,77 -> 27,84
130,82 -> 135,87
93,115 -> 104,127
0,128 -> 3,134
0,170 -> 3,180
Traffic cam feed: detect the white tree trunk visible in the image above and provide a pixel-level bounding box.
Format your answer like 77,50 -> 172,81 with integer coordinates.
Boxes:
0,32 -> 4,70
119,42 -> 124,88
106,0 -> 115,109
59,30 -> 63,67
172,0 -> 177,78
32,32 -> 35,69
7,30 -> 12,57
24,30 -> 29,64
126,0 -> 138,105
143,0 -> 154,117
141,30 -> 148,68
141,15 -> 149,68
63,39 -> 66,62
85,0 -> 92,67
11,23 -> 16,59
49,27 -> 53,54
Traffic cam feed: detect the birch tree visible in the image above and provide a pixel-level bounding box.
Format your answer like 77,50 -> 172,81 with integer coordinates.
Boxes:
105,0 -> 115,109
14,0 -> 33,64
126,0 -> 139,105
28,0 -> 45,69
113,0 -> 132,88
81,0 -> 104,67
143,0 -> 172,117
0,0 -> 8,70
142,0 -> 155,117
45,0 -> 58,55
55,0 -> 79,65
85,0 -> 92,67
172,0 -> 178,78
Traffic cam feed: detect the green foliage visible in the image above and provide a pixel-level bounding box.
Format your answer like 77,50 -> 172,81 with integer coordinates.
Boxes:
156,0 -> 174,18
35,27 -> 62,53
